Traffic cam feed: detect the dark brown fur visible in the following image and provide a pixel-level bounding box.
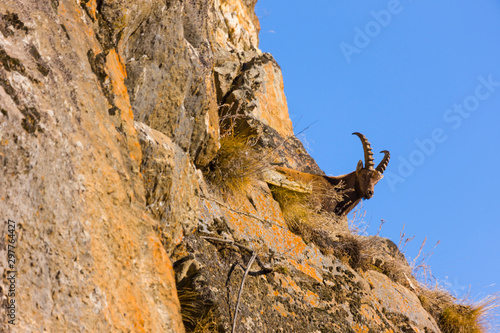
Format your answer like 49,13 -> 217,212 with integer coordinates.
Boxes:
274,133 -> 389,216
275,165 -> 383,216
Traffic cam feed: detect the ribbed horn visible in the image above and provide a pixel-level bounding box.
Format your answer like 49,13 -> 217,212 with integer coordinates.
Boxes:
352,132 -> 375,170
376,150 -> 390,173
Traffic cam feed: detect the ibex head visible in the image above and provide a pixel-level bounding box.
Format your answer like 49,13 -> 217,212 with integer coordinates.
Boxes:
352,132 -> 390,199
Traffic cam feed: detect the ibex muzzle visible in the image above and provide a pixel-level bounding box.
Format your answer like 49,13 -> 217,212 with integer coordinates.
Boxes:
351,132 -> 390,200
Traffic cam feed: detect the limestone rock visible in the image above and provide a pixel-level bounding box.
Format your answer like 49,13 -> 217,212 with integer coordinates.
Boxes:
222,53 -> 294,138
218,52 -> 321,173
174,177 -> 440,332
123,0 -> 219,167
213,0 -> 260,53
364,270 -> 441,332
0,1 -> 183,331
135,121 -> 200,254
262,168 -> 313,194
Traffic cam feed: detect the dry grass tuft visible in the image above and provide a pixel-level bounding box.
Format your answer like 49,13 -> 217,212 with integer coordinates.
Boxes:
418,287 -> 500,333
270,185 -> 319,235
332,233 -> 365,270
189,308 -> 220,333
439,304 -> 483,333
348,204 -> 369,235
418,287 -> 457,321
177,286 -> 221,333
204,128 -> 270,196
270,185 -> 345,243
270,184 -> 368,269
178,287 -> 201,328
474,294 -> 500,332
346,211 -> 409,279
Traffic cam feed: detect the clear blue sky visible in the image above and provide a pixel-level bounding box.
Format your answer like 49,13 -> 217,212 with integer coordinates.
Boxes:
256,0 -> 500,321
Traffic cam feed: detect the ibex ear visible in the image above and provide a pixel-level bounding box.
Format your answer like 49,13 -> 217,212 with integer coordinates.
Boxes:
356,160 -> 363,172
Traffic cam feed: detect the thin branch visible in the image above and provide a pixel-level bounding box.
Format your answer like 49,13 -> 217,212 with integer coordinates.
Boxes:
232,251 -> 257,333
201,236 -> 272,273
398,223 -> 406,250
294,120 -> 318,137
201,236 -> 253,253
376,219 -> 385,237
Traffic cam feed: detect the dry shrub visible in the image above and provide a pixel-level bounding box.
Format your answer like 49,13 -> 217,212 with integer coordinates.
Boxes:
360,250 -> 404,282
346,212 -> 410,282
204,128 -> 270,196
270,184 -> 370,269
332,233 -> 365,270
177,286 -> 221,333
189,308 -> 220,333
418,287 -> 500,333
270,185 -> 344,241
336,235 -> 405,276
348,205 -> 369,235
439,304 -> 483,333
270,185 -> 319,235
418,287 -> 457,320
308,231 -> 368,271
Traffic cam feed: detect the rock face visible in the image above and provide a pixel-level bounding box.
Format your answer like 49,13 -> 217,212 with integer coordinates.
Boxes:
0,0 -> 184,331
0,0 -> 444,332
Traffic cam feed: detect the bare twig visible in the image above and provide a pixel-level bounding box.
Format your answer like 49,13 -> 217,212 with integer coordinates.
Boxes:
398,223 -> 415,254
232,251 -> 257,333
200,236 -> 272,274
376,219 -> 386,237
411,236 -> 428,267
294,120 -> 318,137
403,272 -> 416,292
201,235 -> 253,253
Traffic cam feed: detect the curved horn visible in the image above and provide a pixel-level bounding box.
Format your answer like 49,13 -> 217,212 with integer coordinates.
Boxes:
352,132 -> 375,170
376,150 -> 390,173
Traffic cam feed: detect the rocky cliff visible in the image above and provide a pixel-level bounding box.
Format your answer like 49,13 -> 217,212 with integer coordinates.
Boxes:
0,1 -> 468,332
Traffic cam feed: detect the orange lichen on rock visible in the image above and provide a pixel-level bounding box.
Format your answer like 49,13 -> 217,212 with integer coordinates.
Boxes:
303,290 -> 321,308
272,302 -> 289,317
200,187 -> 325,282
278,275 -> 302,295
353,323 -> 370,333
58,0 -> 101,53
359,304 -> 385,327
105,49 -> 142,163
80,0 -> 98,21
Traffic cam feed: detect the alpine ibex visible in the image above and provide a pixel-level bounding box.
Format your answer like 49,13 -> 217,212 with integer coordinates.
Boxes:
268,132 -> 390,216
